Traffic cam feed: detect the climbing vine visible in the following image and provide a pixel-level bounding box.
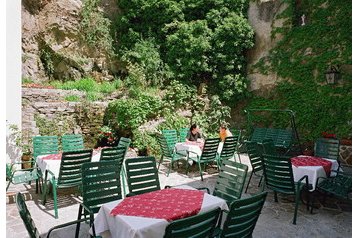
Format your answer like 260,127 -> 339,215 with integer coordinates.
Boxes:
248,0 -> 351,142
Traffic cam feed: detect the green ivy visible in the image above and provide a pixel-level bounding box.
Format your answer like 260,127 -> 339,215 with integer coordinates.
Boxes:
248,0 -> 352,142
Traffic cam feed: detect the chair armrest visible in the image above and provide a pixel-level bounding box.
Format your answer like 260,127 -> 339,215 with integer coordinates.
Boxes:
164,185 -> 172,189
126,192 -> 137,197
296,175 -> 309,191
46,217 -> 90,238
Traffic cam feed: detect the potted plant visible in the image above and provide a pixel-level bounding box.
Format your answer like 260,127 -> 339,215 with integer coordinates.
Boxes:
98,126 -> 118,147
9,125 -> 33,169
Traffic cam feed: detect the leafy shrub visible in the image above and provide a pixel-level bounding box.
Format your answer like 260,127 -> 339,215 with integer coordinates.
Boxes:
163,80 -> 196,112
65,95 -> 80,102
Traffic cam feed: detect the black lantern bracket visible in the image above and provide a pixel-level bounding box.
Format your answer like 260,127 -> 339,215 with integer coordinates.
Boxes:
325,65 -> 340,85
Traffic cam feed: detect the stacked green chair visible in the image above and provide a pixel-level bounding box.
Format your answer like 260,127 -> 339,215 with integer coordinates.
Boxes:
75,161 -> 122,238
178,128 -> 189,142
61,134 -> 84,152
163,208 -> 221,238
186,138 -> 221,181
200,159 -> 248,205
213,192 -> 268,238
261,154 -> 310,224
245,141 -> 264,193
125,156 -> 161,196
218,135 -> 239,167
42,149 -> 93,218
157,133 -> 187,176
230,128 -> 243,161
6,161 -> 42,192
16,192 -> 93,238
33,136 -> 59,161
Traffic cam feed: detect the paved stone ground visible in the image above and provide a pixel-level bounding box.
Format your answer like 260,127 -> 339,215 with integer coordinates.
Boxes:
6,154 -> 352,238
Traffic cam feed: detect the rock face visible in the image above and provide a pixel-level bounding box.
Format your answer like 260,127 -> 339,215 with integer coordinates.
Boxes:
21,0 -> 122,82
246,0 -> 288,94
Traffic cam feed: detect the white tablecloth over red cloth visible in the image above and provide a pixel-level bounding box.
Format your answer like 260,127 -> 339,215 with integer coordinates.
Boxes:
291,156 -> 332,176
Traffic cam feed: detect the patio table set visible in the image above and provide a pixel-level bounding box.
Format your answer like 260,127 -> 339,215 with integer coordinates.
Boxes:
9,126 -> 351,238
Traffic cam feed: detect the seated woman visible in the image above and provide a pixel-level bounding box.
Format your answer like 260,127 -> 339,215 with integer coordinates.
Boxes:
219,123 -> 233,142
186,124 -> 203,142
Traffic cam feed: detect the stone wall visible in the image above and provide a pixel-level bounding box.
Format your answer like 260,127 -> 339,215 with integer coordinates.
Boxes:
22,88 -> 108,148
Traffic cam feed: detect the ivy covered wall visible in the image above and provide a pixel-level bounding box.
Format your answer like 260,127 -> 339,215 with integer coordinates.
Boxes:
246,0 -> 351,142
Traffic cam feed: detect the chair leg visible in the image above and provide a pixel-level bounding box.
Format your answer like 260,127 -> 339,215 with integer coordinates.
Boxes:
51,178 -> 58,219
293,191 -> 301,225
75,205 -> 83,238
274,191 -> 278,202
167,159 -> 172,177
6,180 -> 11,191
245,172 -> 253,193
198,163 -> 203,181
121,168 -> 127,197
185,160 -> 190,175
258,175 -> 263,187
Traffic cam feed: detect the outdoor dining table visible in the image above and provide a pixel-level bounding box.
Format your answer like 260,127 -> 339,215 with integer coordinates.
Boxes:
175,141 -> 224,157
290,155 -> 340,191
36,147 -> 106,178
92,185 -> 229,238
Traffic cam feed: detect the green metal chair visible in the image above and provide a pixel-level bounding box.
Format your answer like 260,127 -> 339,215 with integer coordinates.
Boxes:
75,161 -> 122,238
61,134 -> 84,152
261,154 -> 310,224
213,192 -> 268,238
244,141 -> 264,193
42,149 -> 93,219
163,207 -> 221,238
217,135 -> 239,167
157,133 -> 187,176
186,138 -> 221,181
314,138 -> 341,166
125,156 -> 161,196
161,129 -> 178,150
178,128 -> 189,142
33,135 -> 59,161
117,137 -> 131,154
100,146 -> 127,199
6,161 -> 42,192
16,192 -> 92,238
200,159 -> 248,205
316,170 -> 352,202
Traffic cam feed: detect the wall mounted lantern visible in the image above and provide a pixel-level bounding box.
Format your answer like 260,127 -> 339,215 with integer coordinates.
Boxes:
325,65 -> 340,85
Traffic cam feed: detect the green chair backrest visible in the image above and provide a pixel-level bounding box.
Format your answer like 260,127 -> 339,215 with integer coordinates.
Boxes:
117,137 -> 131,156
220,192 -> 268,238
314,138 -> 340,160
178,128 -> 189,142
245,141 -> 264,173
262,154 -> 296,195
220,136 -> 239,159
200,138 -> 220,162
162,130 -> 178,151
16,192 -> 39,238
261,139 -> 277,156
61,134 -> 84,152
57,149 -> 93,188
125,156 -> 160,195
100,147 -> 126,164
317,172 -> 352,200
251,128 -> 293,149
213,159 -> 248,205
81,161 -> 122,214
157,134 -> 174,158
163,208 -> 221,238
33,136 -> 59,160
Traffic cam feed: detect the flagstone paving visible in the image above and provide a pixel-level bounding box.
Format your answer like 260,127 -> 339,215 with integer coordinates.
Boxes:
6,154 -> 351,238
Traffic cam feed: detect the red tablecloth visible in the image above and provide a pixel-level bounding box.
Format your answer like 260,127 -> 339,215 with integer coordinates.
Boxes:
110,188 -> 205,221
184,141 -> 204,150
42,153 -> 62,160
291,156 -> 332,176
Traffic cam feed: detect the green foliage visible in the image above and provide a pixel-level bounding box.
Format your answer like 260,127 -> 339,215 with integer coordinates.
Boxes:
158,113 -> 190,132
104,92 -> 163,132
39,48 -> 55,77
162,80 -> 196,112
80,0 -> 114,54
34,114 -> 77,137
132,129 -> 160,157
116,0 -> 254,102
249,0 -> 352,141
192,95 -> 231,137
65,95 -> 80,102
